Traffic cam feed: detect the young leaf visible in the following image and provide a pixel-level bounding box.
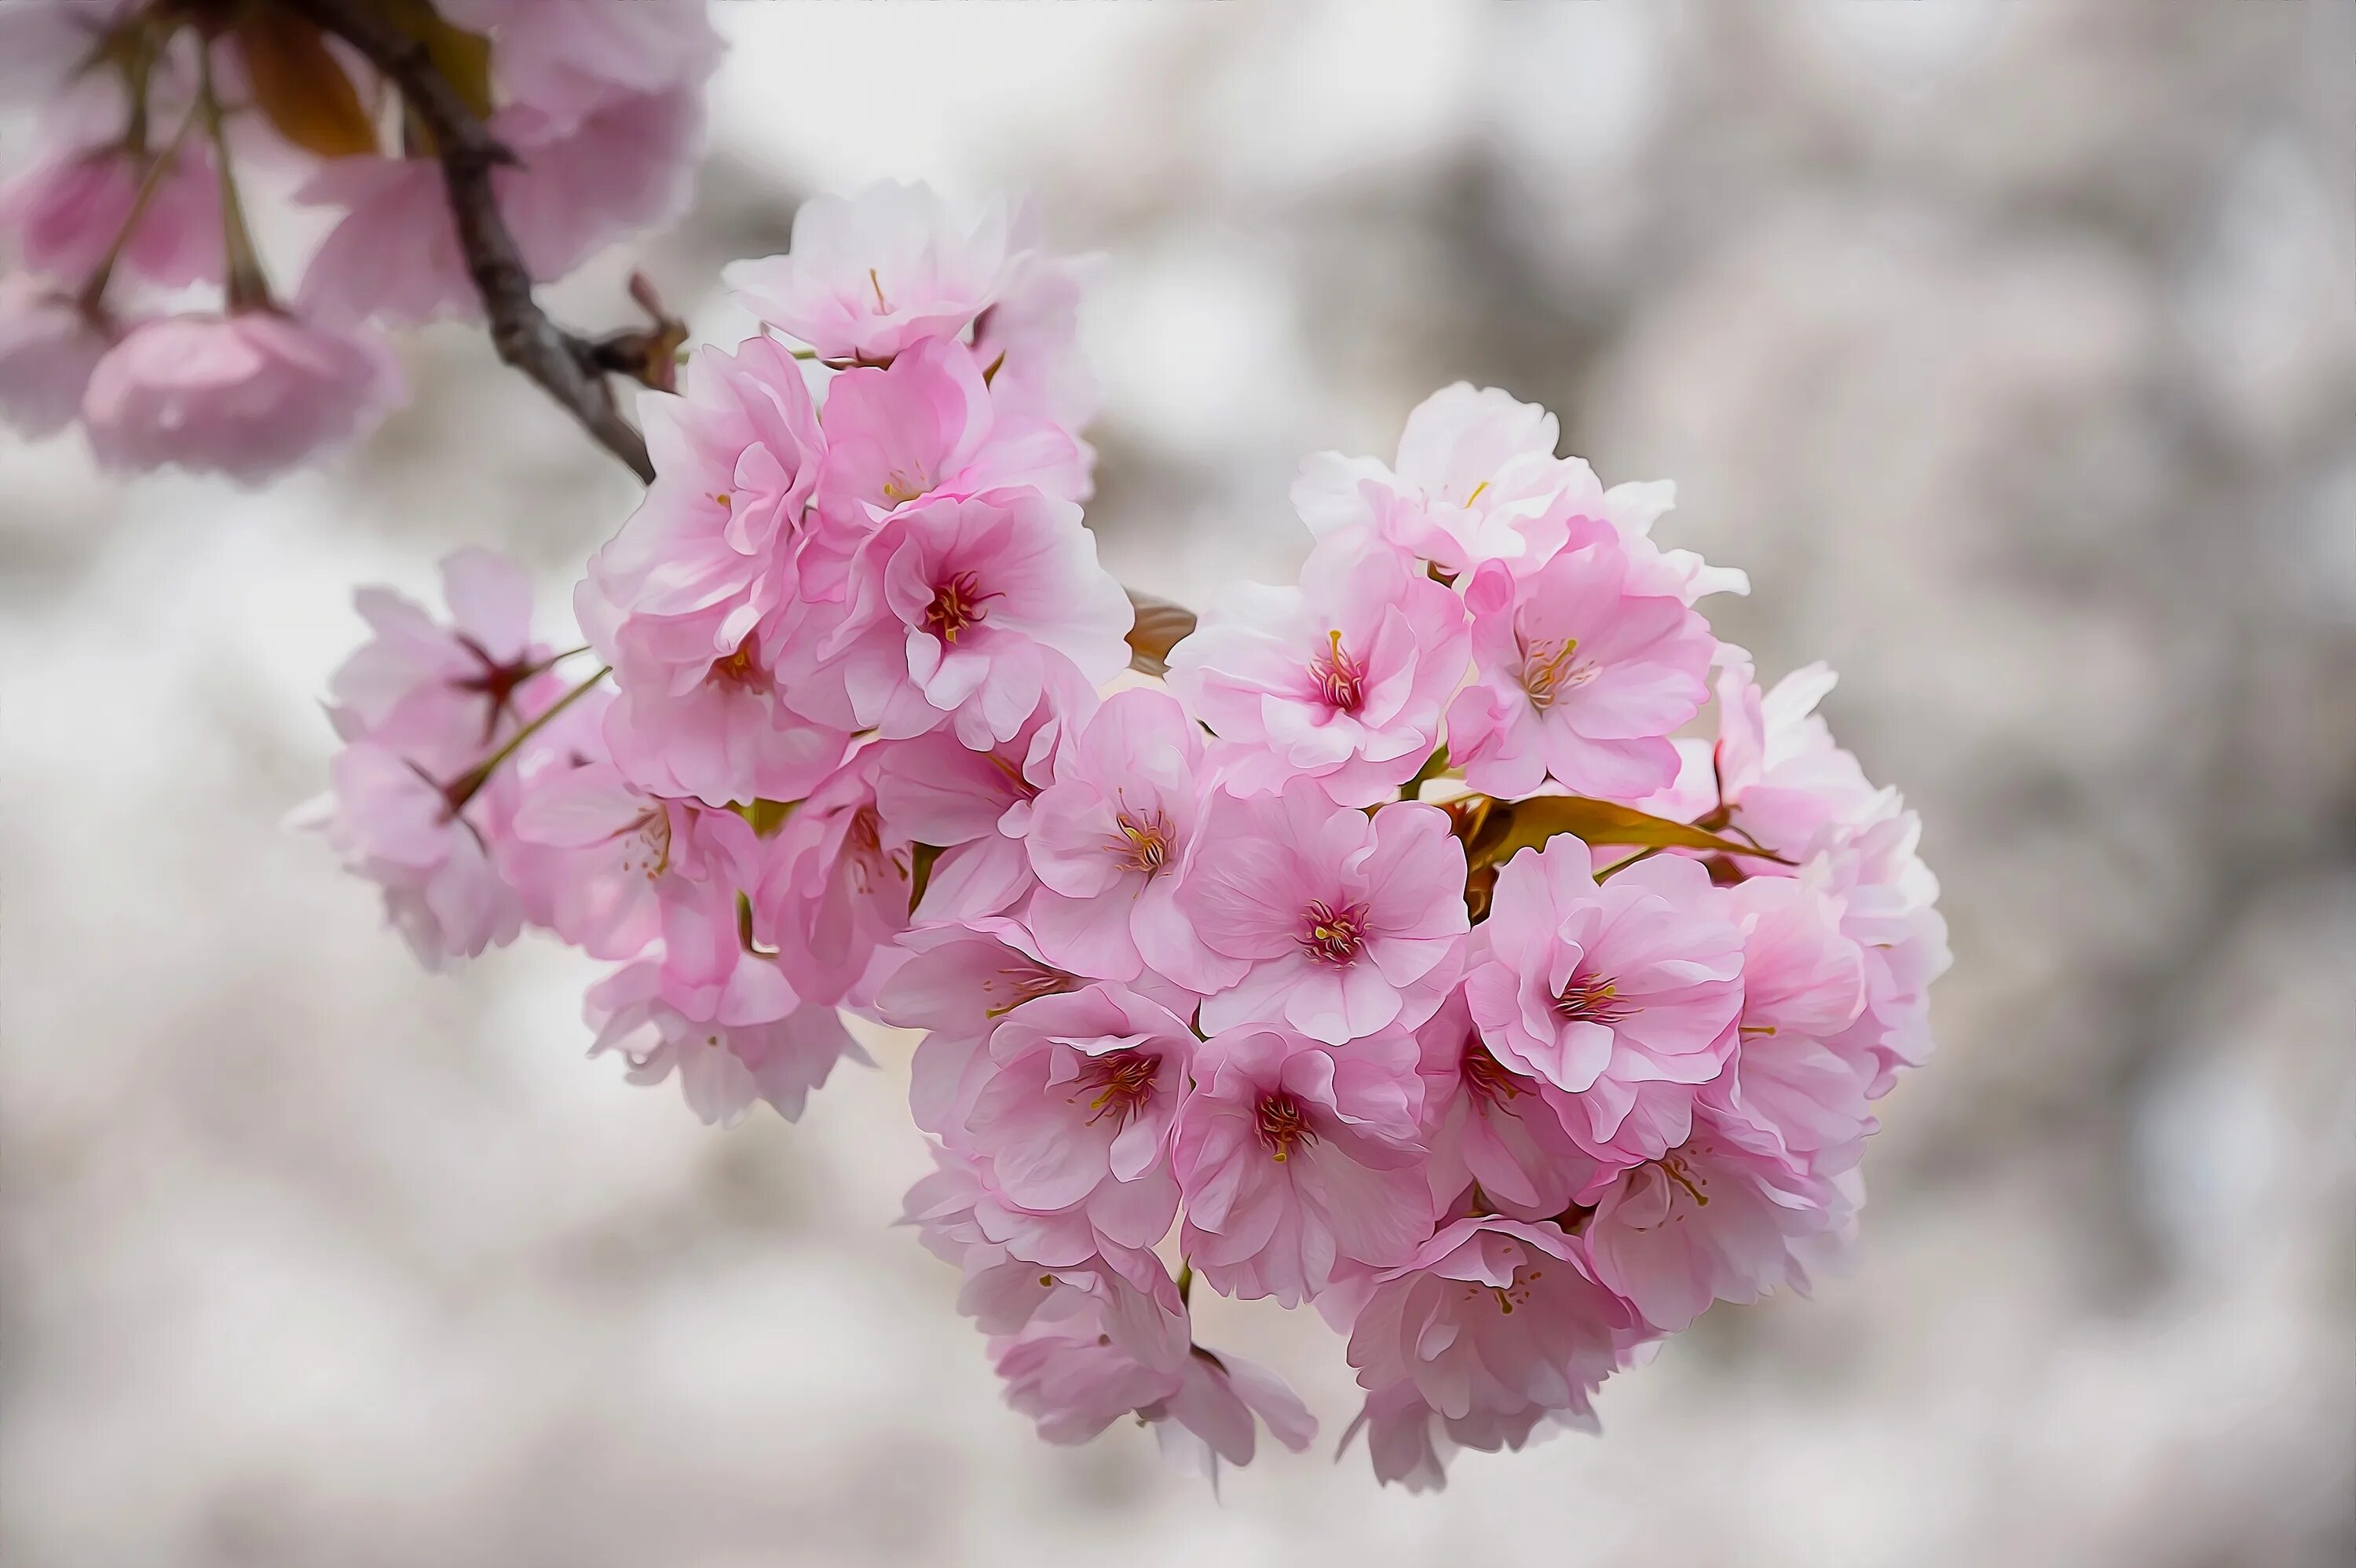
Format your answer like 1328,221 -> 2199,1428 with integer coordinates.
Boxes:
235,14 -> 379,159
1468,794 -> 1788,868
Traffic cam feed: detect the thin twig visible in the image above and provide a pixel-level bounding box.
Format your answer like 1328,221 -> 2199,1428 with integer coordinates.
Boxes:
278,0 -> 655,480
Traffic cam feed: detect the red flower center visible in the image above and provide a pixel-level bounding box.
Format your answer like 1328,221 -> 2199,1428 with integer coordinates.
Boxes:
1297,899 -> 1368,964
1309,627 -> 1367,714
1255,1092 -> 1315,1163
924,569 -> 997,643
1553,971 -> 1628,1025
1075,1050 -> 1159,1130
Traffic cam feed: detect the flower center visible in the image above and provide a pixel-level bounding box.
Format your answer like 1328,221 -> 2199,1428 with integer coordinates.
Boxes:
924,569 -> 997,643
711,635 -> 768,691
1659,1153 -> 1709,1208
1553,971 -> 1628,1025
1074,1050 -> 1159,1130
1255,1092 -> 1315,1163
1309,627 -> 1366,714
1111,808 -> 1175,876
982,959 -> 1077,1018
880,468 -> 931,506
1459,1263 -> 1543,1315
617,807 -> 671,883
1461,1043 -> 1524,1106
448,634 -> 540,743
1518,634 -> 1593,711
1297,899 -> 1368,964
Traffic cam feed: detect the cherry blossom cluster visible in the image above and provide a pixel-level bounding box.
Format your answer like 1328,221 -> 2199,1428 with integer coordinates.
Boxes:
0,0 -> 716,477
304,180 -> 1948,1488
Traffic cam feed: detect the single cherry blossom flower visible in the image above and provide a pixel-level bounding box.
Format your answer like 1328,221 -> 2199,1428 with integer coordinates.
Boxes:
873,676 -> 1082,925
327,548 -> 562,777
1444,539 -> 1717,802
945,983 -> 1192,1242
81,308 -> 403,481
779,486 -> 1132,750
2,139 -> 220,288
752,748 -> 916,1010
1343,1216 -> 1638,1486
585,955 -> 866,1127
1412,991 -> 1597,1221
1177,781 -> 1469,1044
1463,838 -> 1743,1164
1173,1024 -> 1431,1306
723,181 -> 1014,364
302,742 -> 523,970
1291,382 -> 1586,576
1167,536 -> 1470,808
1582,1108 -> 1853,1333
1023,687 -> 1216,985
810,335 -> 1088,573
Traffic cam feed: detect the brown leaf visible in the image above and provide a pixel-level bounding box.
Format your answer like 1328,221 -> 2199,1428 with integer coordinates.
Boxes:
236,13 -> 379,159
1468,795 -> 1789,868
1125,589 -> 1198,678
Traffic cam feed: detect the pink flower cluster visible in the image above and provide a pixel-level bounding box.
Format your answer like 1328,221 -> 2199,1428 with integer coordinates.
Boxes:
309,182 -> 1947,1489
0,0 -> 717,478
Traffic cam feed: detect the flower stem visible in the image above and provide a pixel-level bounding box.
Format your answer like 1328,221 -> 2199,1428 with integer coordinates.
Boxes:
441,664 -> 610,815
75,101 -> 203,317
196,46 -> 273,313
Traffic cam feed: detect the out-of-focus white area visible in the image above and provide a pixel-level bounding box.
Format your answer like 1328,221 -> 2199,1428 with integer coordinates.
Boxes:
5,2 -> 2354,1563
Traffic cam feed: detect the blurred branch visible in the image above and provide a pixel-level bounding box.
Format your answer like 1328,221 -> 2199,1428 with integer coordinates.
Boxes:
277,0 -> 657,481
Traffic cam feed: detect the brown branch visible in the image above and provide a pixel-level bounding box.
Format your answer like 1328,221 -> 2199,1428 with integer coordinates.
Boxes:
277,0 -> 654,481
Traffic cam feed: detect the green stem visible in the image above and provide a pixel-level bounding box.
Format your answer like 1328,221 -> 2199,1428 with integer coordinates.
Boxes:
1175,1259 -> 1194,1307
441,665 -> 609,816
75,101 -> 203,316
196,49 -> 273,313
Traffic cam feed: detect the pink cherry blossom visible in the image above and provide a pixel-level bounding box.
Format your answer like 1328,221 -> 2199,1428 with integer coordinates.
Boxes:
1445,539 -> 1716,802
992,1280 -> 1317,1480
752,748 -> 916,1010
810,335 -> 1088,564
304,742 -> 522,970
780,487 -> 1132,750
970,223 -> 1102,432
1173,1024 -> 1431,1306
1464,838 -> 1742,1164
947,984 -> 1191,1237
586,956 -> 866,1127
81,309 -> 402,481
328,548 -> 562,776
1166,536 -> 1470,808
881,919 -> 1088,1138
1582,1109 -> 1851,1333
1343,1217 -> 1638,1486
1292,383 -> 1583,576
723,181 -> 1013,364
0,274 -> 107,437
873,678 -> 1081,924
502,747 -> 676,960
1413,991 -> 1596,1222
1178,783 -> 1468,1044
1713,875 -> 1873,1166
2,140 -> 219,288
1022,687 -> 1216,985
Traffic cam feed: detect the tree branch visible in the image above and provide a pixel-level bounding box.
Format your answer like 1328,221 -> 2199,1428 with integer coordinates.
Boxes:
278,0 -> 655,481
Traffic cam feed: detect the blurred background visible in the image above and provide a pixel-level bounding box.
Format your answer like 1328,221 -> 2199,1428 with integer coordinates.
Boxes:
5,2 -> 2354,1563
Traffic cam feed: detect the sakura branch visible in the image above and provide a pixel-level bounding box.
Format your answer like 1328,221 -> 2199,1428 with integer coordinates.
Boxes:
276,0 -> 663,478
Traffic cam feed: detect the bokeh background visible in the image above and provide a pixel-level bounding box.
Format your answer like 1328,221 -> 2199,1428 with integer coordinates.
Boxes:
5,2 -> 2354,1563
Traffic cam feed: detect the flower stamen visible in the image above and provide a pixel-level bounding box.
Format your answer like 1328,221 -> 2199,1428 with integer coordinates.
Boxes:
1255,1092 -> 1315,1163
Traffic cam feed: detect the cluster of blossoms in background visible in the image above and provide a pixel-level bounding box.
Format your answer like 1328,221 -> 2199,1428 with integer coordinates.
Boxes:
0,0 -> 715,477
295,172 -> 1949,1487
